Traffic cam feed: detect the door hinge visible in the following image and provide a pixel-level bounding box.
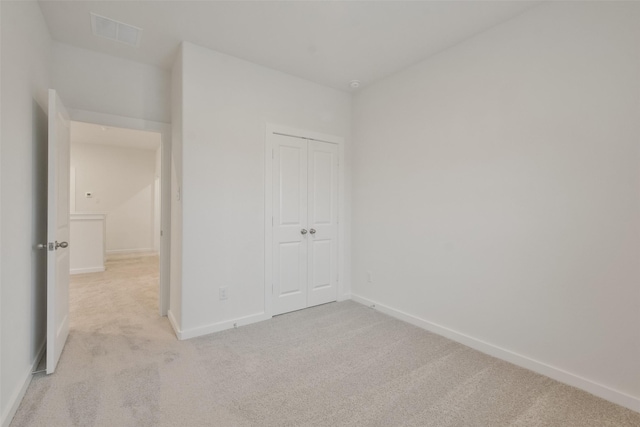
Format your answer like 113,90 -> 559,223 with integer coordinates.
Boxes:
272,149 -> 275,159
271,283 -> 274,294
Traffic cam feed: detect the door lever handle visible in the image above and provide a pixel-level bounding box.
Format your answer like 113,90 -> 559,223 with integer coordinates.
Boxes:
36,243 -> 47,250
55,241 -> 69,249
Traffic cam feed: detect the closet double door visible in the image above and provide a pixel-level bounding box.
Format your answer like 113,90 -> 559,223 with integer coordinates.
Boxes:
272,134 -> 339,316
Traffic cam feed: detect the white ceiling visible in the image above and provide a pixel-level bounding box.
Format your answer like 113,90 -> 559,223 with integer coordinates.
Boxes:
39,1 -> 539,91
71,121 -> 161,151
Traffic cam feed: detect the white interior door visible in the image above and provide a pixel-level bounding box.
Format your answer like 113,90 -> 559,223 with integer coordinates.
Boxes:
272,135 -> 308,315
307,141 -> 339,307
272,134 -> 338,315
46,89 -> 71,374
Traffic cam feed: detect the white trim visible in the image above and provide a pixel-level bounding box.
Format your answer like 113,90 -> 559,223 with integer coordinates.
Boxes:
267,124 -> 344,146
68,109 -> 171,317
350,294 -> 640,413
176,312 -> 271,341
264,127 -> 273,318
70,266 -> 105,275
70,167 -> 76,213
70,213 -> 106,221
264,123 -> 346,318
167,309 -> 182,339
1,342 -> 46,427
106,248 -> 156,255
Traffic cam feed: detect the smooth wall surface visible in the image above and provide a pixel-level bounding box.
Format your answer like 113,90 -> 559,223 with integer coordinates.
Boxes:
352,1 -> 640,406
178,43 -> 351,336
69,214 -> 106,274
0,1 -> 50,424
71,143 -> 158,253
51,42 -> 170,123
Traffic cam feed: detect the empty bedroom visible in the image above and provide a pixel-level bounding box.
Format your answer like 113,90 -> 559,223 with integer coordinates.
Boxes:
0,1 -> 638,426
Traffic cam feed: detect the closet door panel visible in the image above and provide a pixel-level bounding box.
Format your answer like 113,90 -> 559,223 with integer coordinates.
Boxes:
272,135 -> 308,315
307,141 -> 339,307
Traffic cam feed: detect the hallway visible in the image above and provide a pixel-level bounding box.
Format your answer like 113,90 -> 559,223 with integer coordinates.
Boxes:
69,253 -> 165,340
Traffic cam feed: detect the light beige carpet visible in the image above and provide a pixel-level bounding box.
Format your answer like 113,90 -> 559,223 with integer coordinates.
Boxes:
11,254 -> 640,426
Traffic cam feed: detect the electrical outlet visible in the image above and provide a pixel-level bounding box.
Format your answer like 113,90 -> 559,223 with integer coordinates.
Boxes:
219,286 -> 228,300
367,271 -> 373,283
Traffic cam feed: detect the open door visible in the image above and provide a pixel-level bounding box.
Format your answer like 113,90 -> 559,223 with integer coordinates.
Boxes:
46,89 -> 71,374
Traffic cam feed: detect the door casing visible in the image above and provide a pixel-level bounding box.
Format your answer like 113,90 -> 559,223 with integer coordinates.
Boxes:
264,124 -> 347,317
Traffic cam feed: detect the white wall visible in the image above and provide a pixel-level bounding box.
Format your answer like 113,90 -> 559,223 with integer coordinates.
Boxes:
351,1 -> 640,411
0,1 -> 50,425
174,42 -> 351,338
51,42 -> 170,123
69,213 -> 106,274
71,143 -> 158,253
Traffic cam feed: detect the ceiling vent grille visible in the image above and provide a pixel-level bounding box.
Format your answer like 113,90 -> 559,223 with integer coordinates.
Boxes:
90,13 -> 142,47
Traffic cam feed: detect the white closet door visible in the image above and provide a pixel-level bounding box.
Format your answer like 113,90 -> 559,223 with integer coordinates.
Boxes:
307,141 -> 339,307
272,135 -> 308,315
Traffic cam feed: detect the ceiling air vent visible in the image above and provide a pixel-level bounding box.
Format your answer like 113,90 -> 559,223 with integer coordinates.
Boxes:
90,12 -> 142,47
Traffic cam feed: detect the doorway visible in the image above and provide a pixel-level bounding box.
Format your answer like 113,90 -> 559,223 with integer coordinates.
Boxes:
67,110 -> 171,316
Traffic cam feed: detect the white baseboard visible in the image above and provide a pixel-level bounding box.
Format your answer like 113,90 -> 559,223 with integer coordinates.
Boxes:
167,309 -> 181,339
350,294 -> 640,414
106,248 -> 156,255
70,266 -> 105,275
1,341 -> 46,427
177,312 -> 272,340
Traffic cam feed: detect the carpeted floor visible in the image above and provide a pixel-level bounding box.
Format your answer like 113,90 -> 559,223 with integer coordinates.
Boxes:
11,254 -> 640,426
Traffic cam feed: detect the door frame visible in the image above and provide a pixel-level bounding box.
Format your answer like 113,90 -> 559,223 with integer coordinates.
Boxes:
264,123 -> 347,318
69,109 -> 172,316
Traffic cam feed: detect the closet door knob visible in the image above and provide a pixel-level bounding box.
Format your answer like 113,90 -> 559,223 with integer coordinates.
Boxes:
309,229 -> 316,235
300,229 -> 308,235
